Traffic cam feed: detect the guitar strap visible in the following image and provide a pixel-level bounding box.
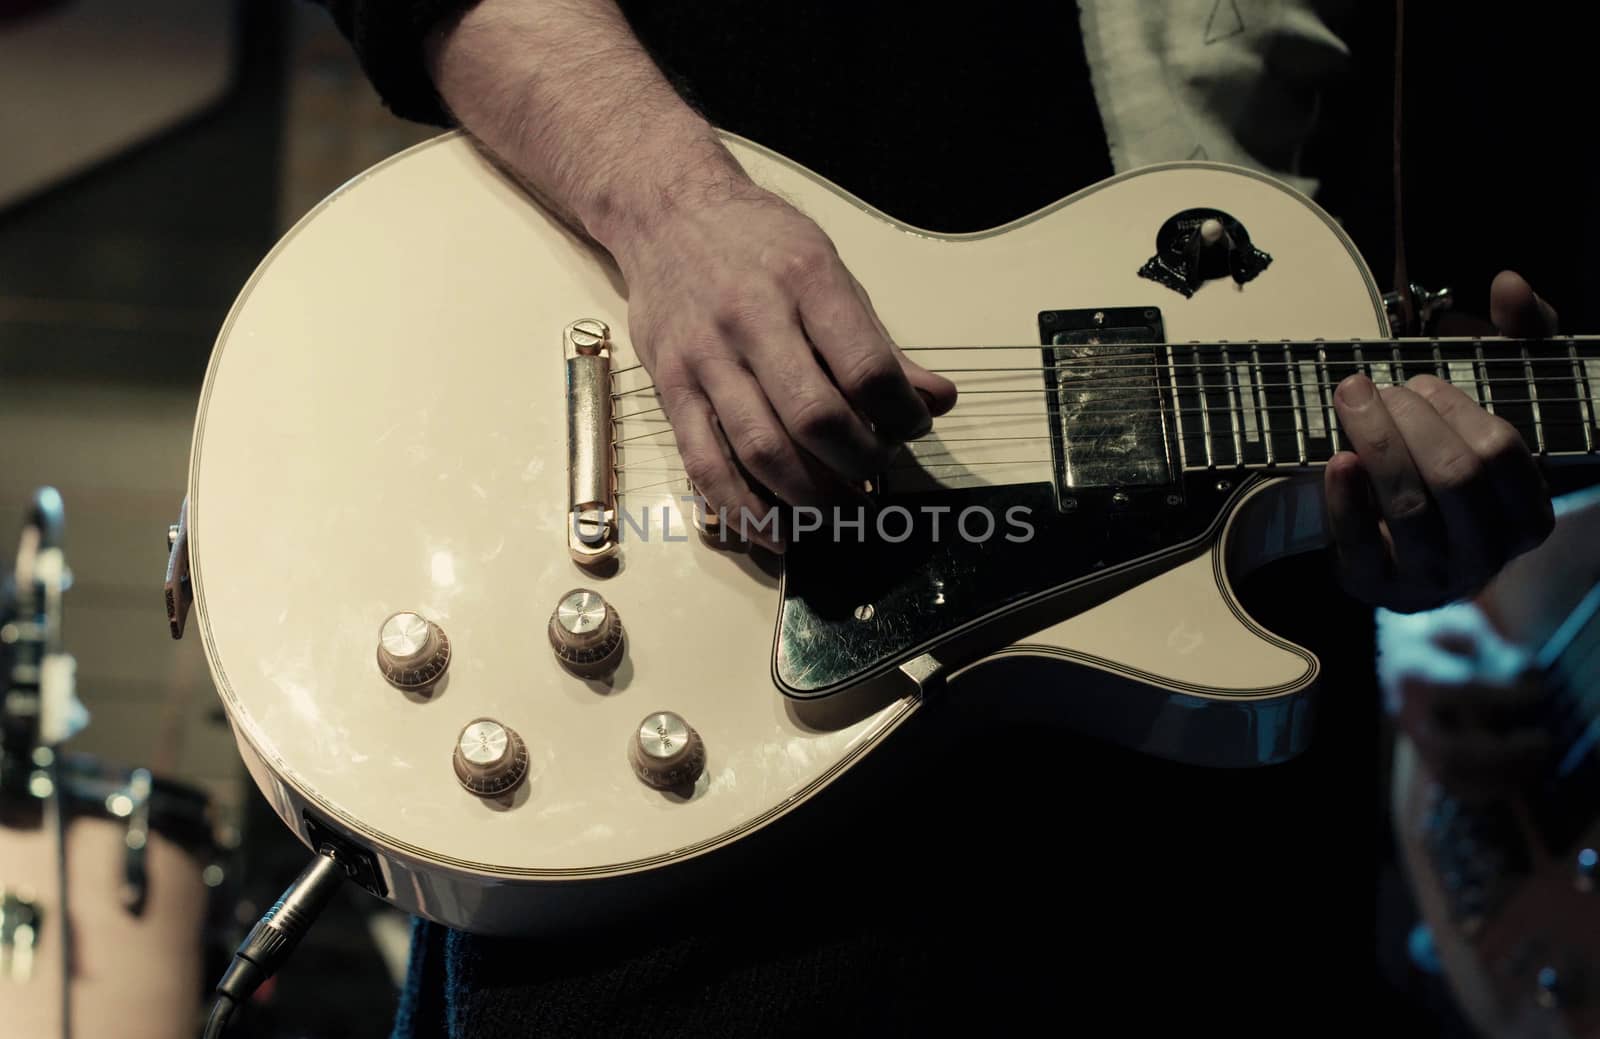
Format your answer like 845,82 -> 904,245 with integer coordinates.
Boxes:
1391,0 -> 1412,331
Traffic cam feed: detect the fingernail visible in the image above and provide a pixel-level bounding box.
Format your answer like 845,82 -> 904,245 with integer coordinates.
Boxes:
1338,375 -> 1375,408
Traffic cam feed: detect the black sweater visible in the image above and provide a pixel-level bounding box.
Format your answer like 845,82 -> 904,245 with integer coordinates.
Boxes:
302,1 -> 1113,231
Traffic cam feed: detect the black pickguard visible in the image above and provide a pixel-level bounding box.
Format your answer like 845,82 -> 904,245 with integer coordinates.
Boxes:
773,474 -> 1254,698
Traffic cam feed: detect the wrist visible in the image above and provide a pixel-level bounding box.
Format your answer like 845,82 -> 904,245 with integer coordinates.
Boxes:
574,123 -> 752,256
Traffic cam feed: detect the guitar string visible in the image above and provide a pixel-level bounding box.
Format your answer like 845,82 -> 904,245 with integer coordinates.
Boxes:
897,338 -> 1600,351
612,414 -> 1599,465
608,344 -> 1600,469
613,415 -> 1599,479
611,355 -> 1595,397
1545,644 -> 1600,771
612,347 -> 1596,371
614,432 -> 1600,493
615,369 -> 1596,400
614,396 -> 1600,424
603,340 -> 1600,375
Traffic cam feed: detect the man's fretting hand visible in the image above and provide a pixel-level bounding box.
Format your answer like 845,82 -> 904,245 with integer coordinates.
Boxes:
1325,271 -> 1557,612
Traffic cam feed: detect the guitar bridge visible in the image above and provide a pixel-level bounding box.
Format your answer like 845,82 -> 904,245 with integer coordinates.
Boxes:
565,319 -> 619,565
1038,306 -> 1181,511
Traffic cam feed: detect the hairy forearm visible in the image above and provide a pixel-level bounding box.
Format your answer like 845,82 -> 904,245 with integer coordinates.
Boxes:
423,0 -> 744,250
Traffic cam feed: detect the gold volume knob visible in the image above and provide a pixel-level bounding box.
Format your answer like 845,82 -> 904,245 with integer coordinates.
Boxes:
548,589 -> 625,679
452,718 -> 529,798
628,711 -> 706,790
376,612 -> 451,691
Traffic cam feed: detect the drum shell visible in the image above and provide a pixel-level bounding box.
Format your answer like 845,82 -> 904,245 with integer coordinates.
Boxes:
0,759 -> 216,1039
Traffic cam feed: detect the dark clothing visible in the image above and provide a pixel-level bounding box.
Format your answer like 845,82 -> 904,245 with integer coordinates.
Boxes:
306,2 -> 1112,231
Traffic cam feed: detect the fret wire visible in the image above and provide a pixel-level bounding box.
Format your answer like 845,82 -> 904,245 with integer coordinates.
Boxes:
1471,343 -> 1494,417
1195,345 -> 1215,468
1432,341 -> 1446,381
1572,342 -> 1596,453
1285,343 -> 1308,465
1523,345 -> 1547,454
1317,345 -> 1340,455
1164,344 -> 1187,473
1250,344 -> 1274,467
1224,346 -> 1245,464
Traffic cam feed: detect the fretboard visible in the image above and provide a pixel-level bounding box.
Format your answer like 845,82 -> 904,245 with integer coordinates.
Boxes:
1160,337 -> 1600,471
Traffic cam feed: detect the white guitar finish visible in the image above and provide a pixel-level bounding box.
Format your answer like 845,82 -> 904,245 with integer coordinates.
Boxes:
188,132 -> 1385,933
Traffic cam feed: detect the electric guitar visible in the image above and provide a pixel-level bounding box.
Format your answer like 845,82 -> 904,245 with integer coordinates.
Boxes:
1392,490 -> 1600,1039
180,131 -> 1600,935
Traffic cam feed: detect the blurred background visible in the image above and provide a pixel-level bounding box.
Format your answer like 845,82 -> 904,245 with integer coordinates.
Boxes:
0,3 -> 427,1036
0,2 -> 1593,1037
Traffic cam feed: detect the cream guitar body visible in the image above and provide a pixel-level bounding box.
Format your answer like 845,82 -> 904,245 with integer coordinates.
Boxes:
187,131 -> 1410,934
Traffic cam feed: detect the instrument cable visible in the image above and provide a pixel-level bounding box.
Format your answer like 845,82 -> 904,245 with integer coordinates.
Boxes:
201,845 -> 348,1038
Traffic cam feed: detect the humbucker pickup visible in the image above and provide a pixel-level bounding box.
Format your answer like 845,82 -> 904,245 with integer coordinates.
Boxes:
1038,306 -> 1179,511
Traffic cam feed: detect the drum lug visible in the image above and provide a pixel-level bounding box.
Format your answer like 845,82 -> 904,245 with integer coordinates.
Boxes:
108,767 -> 154,915
0,889 -> 40,981
163,497 -> 192,640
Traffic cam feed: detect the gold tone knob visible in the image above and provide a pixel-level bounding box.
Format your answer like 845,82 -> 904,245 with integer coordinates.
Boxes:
548,589 -> 624,679
452,718 -> 529,798
628,711 -> 705,790
376,612 -> 450,691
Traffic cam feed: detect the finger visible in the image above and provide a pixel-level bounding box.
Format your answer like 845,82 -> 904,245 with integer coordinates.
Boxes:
1324,451 -> 1392,600
698,357 -> 845,514
1407,373 -> 1554,559
1489,270 -> 1560,337
1486,270 -> 1560,549
896,345 -> 959,420
1334,374 -> 1449,586
1380,378 -> 1500,593
741,319 -> 896,483
801,266 -> 933,440
663,386 -> 787,553
845,271 -> 958,419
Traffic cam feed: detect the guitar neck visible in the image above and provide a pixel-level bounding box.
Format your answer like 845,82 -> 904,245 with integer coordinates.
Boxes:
1156,336 -> 1600,472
